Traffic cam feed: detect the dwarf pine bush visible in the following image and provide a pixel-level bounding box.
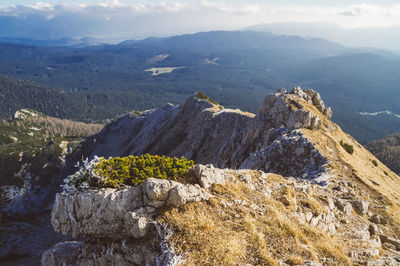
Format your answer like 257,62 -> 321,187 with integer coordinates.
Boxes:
64,154 -> 194,191
195,92 -> 220,106
340,140 -> 354,155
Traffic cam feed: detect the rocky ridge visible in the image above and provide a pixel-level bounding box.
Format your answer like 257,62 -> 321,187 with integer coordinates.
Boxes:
71,87 -> 331,183
44,88 -> 400,265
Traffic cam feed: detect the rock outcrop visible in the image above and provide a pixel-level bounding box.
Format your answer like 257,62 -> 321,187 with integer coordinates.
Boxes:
70,87 -> 331,184
51,178 -> 210,240
42,167 -> 226,265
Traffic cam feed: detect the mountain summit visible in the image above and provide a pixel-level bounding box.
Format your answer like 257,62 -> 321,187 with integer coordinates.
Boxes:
43,88 -> 400,265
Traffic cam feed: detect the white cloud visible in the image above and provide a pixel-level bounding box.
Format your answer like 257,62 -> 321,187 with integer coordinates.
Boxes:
200,1 -> 260,15
0,1 -> 400,40
340,4 -> 384,16
340,4 -> 400,17
27,1 -> 54,11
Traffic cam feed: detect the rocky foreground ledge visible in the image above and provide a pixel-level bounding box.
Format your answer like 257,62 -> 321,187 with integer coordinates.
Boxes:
42,165 -> 231,265
43,164 -> 400,265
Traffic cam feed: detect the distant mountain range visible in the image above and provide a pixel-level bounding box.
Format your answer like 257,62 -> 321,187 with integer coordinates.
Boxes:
1,30 -> 400,143
0,37 -> 105,48
244,22 -> 400,52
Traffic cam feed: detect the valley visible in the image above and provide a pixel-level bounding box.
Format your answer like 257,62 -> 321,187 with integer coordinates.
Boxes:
1,31 -> 400,143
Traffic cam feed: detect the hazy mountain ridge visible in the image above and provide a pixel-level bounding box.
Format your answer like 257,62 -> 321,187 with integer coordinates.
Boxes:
0,37 -> 105,48
245,22 -> 400,52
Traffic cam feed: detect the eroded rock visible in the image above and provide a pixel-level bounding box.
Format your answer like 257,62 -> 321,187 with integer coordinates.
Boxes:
51,178 -> 210,240
167,183 -> 210,207
351,200 -> 369,216
41,241 -> 83,266
193,164 -> 227,189
371,214 -> 387,225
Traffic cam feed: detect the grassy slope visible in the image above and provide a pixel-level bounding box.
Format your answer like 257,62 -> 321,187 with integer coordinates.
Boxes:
297,98 -> 400,226
163,176 -> 351,265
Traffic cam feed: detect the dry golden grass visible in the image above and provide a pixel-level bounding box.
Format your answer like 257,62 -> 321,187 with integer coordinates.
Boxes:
11,115 -> 103,138
299,198 -> 324,216
162,181 -> 352,265
296,97 -> 400,231
215,108 -> 256,118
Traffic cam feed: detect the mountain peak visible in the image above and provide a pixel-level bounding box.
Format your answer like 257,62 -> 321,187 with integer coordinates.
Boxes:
258,86 -> 332,131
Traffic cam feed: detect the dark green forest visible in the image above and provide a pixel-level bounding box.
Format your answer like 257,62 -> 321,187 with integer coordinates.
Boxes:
366,133 -> 400,175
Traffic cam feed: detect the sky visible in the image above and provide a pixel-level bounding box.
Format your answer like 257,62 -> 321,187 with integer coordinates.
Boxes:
1,0 -> 400,40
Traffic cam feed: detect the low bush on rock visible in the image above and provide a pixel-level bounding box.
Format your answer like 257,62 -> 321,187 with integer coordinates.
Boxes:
64,154 -> 194,191
340,140 -> 354,155
195,92 -> 220,106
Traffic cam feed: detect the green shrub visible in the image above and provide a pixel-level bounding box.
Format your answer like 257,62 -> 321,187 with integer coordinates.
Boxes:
64,154 -> 194,190
371,160 -> 378,167
195,92 -> 220,106
340,140 -> 354,155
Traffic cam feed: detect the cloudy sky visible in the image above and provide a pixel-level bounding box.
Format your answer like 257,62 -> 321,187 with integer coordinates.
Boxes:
1,0 -> 400,40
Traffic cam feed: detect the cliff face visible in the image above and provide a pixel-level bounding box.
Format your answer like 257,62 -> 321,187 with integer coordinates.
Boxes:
45,88 -> 400,265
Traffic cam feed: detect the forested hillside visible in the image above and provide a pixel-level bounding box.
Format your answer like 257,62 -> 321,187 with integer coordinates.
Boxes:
0,74 -> 159,122
0,108 -> 103,217
366,133 -> 400,175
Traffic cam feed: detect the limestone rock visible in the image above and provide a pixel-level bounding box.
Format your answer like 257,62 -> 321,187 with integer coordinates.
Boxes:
371,214 -> 387,225
351,200 -> 369,215
193,164 -> 227,189
167,183 -> 211,207
41,241 -> 83,266
144,178 -> 175,208
336,199 -> 353,216
51,187 -> 147,239
124,210 -> 150,238
366,257 -> 400,266
380,235 -> 400,251
42,239 -> 160,266
52,178 -> 210,240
